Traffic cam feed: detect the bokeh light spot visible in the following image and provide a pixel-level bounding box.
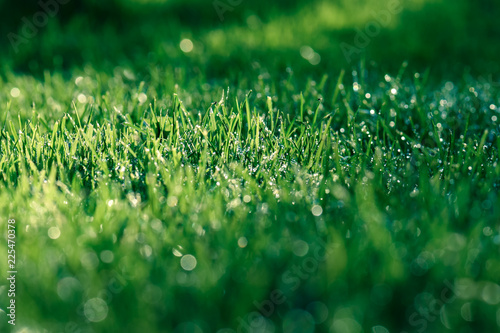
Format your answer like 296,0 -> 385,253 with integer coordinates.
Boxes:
180,254 -> 197,271
306,301 -> 329,324
84,298 -> 108,322
100,250 -> 114,263
312,205 -> 323,216
10,87 -> 20,98
77,94 -> 87,104
180,39 -> 194,53
138,92 -> 147,104
48,227 -> 61,239
238,237 -> 248,248
293,240 -> 309,257
283,309 -> 315,333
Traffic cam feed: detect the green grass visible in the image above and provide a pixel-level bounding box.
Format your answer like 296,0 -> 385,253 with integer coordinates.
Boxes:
0,63 -> 499,332
1,0 -> 500,332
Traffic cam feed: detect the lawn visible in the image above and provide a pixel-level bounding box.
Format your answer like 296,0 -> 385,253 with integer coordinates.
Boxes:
0,0 -> 499,332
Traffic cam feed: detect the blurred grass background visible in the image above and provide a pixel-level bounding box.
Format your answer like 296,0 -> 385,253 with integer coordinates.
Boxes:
1,0 -> 499,79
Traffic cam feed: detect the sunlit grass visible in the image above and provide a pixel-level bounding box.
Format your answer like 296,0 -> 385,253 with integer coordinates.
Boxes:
0,62 -> 499,332
0,0 -> 499,332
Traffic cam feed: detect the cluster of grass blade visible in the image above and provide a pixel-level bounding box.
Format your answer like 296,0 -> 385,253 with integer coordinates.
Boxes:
0,66 -> 499,332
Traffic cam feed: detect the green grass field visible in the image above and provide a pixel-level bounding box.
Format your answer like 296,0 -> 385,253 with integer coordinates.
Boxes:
1,0 -> 500,332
